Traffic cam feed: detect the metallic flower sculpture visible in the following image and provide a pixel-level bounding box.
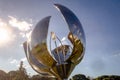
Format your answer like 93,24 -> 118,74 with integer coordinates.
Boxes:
23,4 -> 85,80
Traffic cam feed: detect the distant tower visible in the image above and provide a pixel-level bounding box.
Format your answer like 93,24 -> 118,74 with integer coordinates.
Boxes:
19,61 -> 24,71
18,61 -> 29,80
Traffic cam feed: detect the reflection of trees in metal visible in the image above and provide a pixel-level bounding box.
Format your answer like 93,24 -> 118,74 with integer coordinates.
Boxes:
51,45 -> 71,64
67,32 -> 84,65
23,4 -> 85,80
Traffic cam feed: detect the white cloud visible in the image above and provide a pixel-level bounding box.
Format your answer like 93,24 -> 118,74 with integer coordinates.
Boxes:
9,57 -> 27,65
19,32 -> 26,38
20,57 -> 27,62
17,63 -> 30,69
0,19 -> 7,27
0,16 -> 33,43
60,37 -> 69,45
16,64 -> 20,67
10,59 -> 18,64
26,31 -> 32,41
107,50 -> 120,58
8,16 -> 32,32
8,16 -> 33,41
61,37 -> 66,42
9,57 -> 29,69
114,52 -> 120,57
24,65 -> 30,69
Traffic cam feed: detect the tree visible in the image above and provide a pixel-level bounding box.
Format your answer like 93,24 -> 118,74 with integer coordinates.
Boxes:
0,70 -> 9,80
70,74 -> 90,80
8,61 -> 29,80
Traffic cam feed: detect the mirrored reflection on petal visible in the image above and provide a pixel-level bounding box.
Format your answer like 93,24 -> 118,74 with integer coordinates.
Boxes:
23,41 -> 53,76
54,4 -> 85,64
54,4 -> 85,46
31,16 -> 51,48
50,32 -> 72,64
51,45 -> 71,64
31,42 -> 56,67
30,16 -> 56,69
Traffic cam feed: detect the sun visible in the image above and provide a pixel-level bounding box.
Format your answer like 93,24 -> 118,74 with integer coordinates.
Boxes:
0,27 -> 11,44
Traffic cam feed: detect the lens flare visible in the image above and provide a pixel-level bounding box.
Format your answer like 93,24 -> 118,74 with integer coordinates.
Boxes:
0,27 -> 11,44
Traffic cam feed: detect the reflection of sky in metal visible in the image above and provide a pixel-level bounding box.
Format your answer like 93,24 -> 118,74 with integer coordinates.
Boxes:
31,16 -> 51,48
51,45 -> 71,64
55,4 -> 85,46
0,0 -> 120,78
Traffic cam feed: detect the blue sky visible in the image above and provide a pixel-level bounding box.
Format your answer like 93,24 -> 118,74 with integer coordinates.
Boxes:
0,0 -> 120,78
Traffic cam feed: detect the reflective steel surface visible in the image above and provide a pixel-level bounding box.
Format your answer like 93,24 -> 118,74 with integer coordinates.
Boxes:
23,4 -> 85,80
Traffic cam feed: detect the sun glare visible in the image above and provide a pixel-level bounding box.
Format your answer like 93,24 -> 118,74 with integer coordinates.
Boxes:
0,27 -> 11,44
